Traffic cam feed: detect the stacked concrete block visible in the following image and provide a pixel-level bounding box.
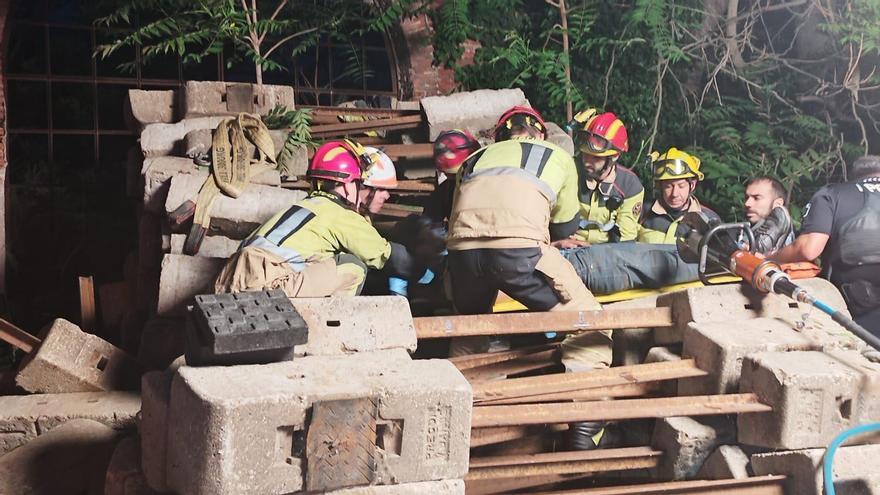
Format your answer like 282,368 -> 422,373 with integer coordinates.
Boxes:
544,121 -> 574,155
183,81 -> 295,118
184,127 -> 308,176
163,174 -> 305,239
125,89 -> 177,132
608,295 -> 660,366
655,277 -> 850,344
105,436 -> 164,495
738,350 -> 880,449
0,391 -> 140,454
679,317 -> 863,396
169,233 -> 239,258
650,415 -> 736,480
156,254 -> 225,316
140,117 -> 229,158
751,444 -> 880,495
140,352 -> 471,494
329,479 -> 465,494
696,445 -> 750,480
644,346 -> 682,396
137,318 -> 187,370
0,419 -> 123,495
421,88 -> 529,140
15,318 -> 141,393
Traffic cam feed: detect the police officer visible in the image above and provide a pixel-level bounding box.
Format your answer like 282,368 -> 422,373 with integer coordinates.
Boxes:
555,110 -> 643,247
771,155 -> 880,334
639,147 -> 720,243
215,140 -> 419,297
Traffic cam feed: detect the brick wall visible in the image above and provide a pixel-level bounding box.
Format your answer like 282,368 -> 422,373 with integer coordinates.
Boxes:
392,11 -> 478,99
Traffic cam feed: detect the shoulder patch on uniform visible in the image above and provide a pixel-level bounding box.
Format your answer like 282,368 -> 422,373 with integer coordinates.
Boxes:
632,201 -> 642,217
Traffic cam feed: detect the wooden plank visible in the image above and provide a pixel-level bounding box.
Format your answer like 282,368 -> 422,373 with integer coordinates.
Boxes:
477,382 -> 659,406
471,394 -> 772,428
449,344 -> 557,371
310,115 -> 423,137
463,350 -> 558,382
529,475 -> 787,495
414,308 -> 673,339
305,398 -> 377,491
472,359 -> 706,403
466,447 -> 661,480
0,318 -> 41,354
78,276 -> 97,333
377,143 -> 435,160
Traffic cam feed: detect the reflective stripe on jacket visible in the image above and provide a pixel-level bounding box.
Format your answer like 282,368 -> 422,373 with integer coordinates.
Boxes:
574,165 -> 645,243
638,197 -> 719,244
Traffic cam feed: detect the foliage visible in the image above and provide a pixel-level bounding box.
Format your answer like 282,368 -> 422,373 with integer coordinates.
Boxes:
430,0 -> 880,221
263,105 -> 314,177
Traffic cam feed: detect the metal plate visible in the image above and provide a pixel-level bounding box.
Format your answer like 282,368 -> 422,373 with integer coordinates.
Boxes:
226,84 -> 255,113
306,397 -> 378,491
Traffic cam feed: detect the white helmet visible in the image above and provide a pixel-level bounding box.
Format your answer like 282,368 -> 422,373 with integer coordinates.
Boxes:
362,147 -> 399,189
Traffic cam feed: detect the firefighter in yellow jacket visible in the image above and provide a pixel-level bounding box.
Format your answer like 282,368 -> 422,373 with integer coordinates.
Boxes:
559,110 -> 644,247
638,147 -> 720,244
214,140 -> 419,297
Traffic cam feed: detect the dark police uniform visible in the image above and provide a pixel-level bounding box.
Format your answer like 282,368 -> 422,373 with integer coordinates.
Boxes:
800,176 -> 880,333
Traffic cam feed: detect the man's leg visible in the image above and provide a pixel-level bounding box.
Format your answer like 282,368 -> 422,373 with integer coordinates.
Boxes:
446,249 -> 498,356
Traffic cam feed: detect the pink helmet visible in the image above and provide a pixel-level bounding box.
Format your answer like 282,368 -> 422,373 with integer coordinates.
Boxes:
307,141 -> 364,184
434,130 -> 480,174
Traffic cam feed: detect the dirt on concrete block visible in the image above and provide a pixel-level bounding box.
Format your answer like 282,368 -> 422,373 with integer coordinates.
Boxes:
162,351 -> 470,494
140,117 -> 228,158
421,89 -> 529,141
696,445 -> 750,480
183,81 -> 295,118
15,319 -> 142,394
0,419 -> 122,495
738,350 -> 880,449
751,444 -> 880,495
679,317 -> 862,396
156,254 -> 225,316
650,415 -> 736,481
291,296 -> 418,356
163,174 -> 305,240
655,278 -> 852,345
0,391 -> 140,455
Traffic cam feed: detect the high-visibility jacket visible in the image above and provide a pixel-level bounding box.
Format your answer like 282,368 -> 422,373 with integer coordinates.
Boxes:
638,197 -> 719,244
447,138 -> 580,250
242,190 -> 392,270
573,165 -> 644,243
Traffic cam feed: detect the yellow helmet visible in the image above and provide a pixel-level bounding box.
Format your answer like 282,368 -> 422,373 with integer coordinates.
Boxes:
650,147 -> 704,181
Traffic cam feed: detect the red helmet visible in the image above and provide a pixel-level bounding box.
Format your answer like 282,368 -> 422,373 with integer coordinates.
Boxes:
493,106 -> 547,141
307,140 -> 367,184
576,112 -> 628,157
434,129 -> 480,174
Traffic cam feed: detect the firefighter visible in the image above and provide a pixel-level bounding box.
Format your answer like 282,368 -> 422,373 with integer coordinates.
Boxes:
425,129 -> 481,223
638,147 -> 720,244
214,140 -> 420,297
555,110 -> 643,248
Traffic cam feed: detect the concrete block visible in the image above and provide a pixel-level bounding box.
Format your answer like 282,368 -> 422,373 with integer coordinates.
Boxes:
182,127 -> 307,177
106,436 -> 164,495
679,317 -> 862,396
156,254 -> 225,316
0,391 -> 139,455
141,371 -> 173,493
329,479 -> 465,494
183,81 -> 295,118
16,319 -> 141,393
655,278 -> 851,344
169,233 -> 238,257
544,122 -> 574,155
126,89 -> 177,132
0,419 -> 122,494
164,352 -> 471,494
138,317 -> 187,371
421,89 -> 529,141
141,117 -> 228,158
644,346 -> 682,395
141,156 -> 281,213
291,296 -> 418,357
738,350 -> 880,449
651,416 -> 736,480
696,445 -> 750,480
608,295 -> 658,366
751,445 -> 880,495
164,174 -> 305,239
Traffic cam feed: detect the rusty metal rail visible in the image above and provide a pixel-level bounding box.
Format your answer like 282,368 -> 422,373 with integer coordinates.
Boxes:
472,359 -> 706,403
478,381 -> 660,406
528,475 -> 787,494
471,393 -> 771,428
450,344 -> 558,370
414,308 -> 673,339
0,318 -> 40,354
463,350 -> 558,382
466,447 -> 661,480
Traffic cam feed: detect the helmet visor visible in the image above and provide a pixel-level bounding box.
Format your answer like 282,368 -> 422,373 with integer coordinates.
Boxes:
653,158 -> 692,179
577,131 -> 617,155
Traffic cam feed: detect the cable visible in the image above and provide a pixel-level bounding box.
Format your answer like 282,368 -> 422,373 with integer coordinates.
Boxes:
823,422 -> 880,495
